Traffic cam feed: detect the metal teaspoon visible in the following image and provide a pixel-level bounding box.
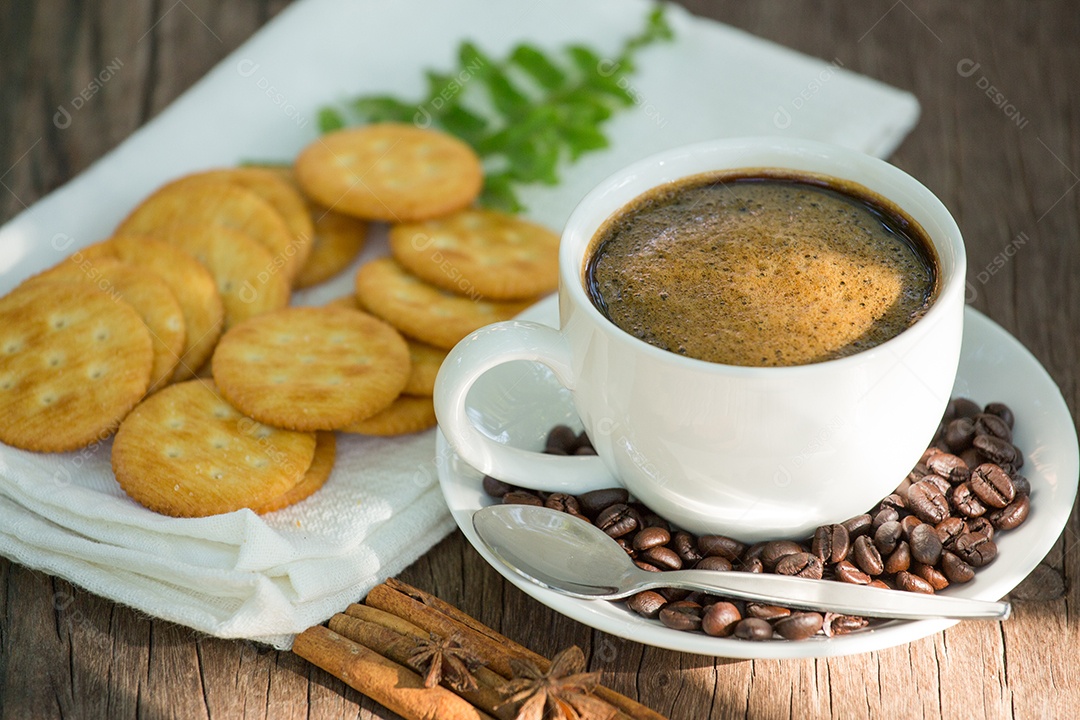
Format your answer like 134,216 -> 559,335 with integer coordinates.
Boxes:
472,505 -> 1011,621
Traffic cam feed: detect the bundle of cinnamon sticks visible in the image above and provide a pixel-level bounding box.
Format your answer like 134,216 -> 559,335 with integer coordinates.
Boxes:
292,578 -> 667,720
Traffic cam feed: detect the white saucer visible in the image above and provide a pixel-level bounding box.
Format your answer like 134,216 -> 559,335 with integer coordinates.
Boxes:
436,295 -> 1079,659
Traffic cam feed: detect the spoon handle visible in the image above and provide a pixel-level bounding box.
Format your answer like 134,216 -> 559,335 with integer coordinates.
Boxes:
640,568 -> 1010,620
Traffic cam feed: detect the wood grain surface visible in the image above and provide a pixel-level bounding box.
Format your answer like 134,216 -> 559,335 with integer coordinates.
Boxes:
2,1 -> 1078,718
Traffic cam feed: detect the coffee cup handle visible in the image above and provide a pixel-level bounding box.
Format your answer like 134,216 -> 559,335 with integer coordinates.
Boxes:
434,320 -> 619,493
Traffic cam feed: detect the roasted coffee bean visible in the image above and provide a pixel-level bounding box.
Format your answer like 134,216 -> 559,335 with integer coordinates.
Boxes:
738,557 -> 763,573
684,591 -> 712,606
868,578 -> 892,590
574,445 -> 597,456
944,417 -> 976,451
984,402 -> 1015,429
627,591 -> 667,618
544,492 -> 581,514
614,538 -> 636,558
941,551 -> 976,583
953,533 -> 998,567
974,413 -> 1012,442
734,617 -> 774,641
762,540 -> 803,569
641,546 -> 682,571
639,511 -> 669,530
696,555 -> 733,572
906,480 -> 950,524
852,535 -> 884,575
1011,473 -> 1031,496
577,488 -> 629,517
775,552 -> 824,579
874,521 -> 902,555
881,493 -> 907,511
989,494 -> 1030,530
595,503 -> 638,538
634,560 -> 662,573
702,601 -> 742,637
967,517 -> 995,541
775,612 -> 824,641
912,562 -> 950,591
698,534 -> 746,560
1012,444 -> 1024,469
632,526 -> 671,552
574,430 -> 593,451
746,603 -> 791,621
959,447 -> 984,469
841,513 -> 874,539
900,514 -> 924,539
970,463 -> 1015,508
660,588 -> 692,602
884,540 -> 911,574
872,506 -> 899,530
950,482 -> 987,518
896,570 -> 935,594
935,517 -> 966,548
906,463 -> 930,485
813,524 -> 851,564
503,490 -> 543,506
973,435 -> 1017,465
545,424 -> 578,453
482,475 -> 514,498
948,397 -> 982,419
909,523 -> 943,566
823,613 -> 870,637
927,452 -> 971,484
658,600 -> 702,631
672,531 -> 702,564
835,560 -> 871,585
922,473 -> 951,496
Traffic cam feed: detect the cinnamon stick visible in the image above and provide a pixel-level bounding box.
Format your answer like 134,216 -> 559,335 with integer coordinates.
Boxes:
367,581 -> 668,720
293,624 -> 496,720
328,613 -> 515,720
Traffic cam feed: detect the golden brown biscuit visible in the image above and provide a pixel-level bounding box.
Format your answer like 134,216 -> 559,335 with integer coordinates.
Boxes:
75,235 -> 223,381
111,380 -> 317,517
354,257 -> 533,349
339,395 -> 437,436
23,257 -> 185,392
252,431 -> 336,513
211,306 -> 411,431
115,179 -> 300,279
403,340 -> 446,396
293,204 -> 369,288
0,282 -> 153,452
144,223 -> 291,331
389,209 -> 559,300
167,168 -> 315,275
294,124 -> 483,222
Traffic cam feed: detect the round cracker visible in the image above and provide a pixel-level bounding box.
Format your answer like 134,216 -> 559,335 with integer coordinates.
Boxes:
253,431 -> 336,514
0,282 -> 153,452
115,179 -> 301,279
76,235 -> 223,381
167,168 -> 315,274
145,223 -> 291,331
324,293 -> 360,311
293,204 -> 368,288
389,209 -> 559,300
403,339 -> 446,396
22,258 -> 185,392
294,124 -> 483,222
111,380 -> 317,517
354,257 -> 534,349
339,395 -> 437,436
211,306 -> 410,431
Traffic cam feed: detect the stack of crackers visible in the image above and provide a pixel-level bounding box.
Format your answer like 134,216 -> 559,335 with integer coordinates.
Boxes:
0,123 -> 558,518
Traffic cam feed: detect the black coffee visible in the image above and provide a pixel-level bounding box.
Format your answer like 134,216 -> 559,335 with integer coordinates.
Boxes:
585,170 -> 939,366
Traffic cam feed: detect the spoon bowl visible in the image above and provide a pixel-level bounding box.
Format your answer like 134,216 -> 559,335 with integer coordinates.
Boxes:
472,504 -> 1010,621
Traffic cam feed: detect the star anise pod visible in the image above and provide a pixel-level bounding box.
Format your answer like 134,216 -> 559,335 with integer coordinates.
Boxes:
405,633 -> 483,692
498,646 -> 614,720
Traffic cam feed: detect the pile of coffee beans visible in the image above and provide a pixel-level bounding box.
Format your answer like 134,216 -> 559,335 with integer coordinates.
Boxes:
482,398 -> 1031,641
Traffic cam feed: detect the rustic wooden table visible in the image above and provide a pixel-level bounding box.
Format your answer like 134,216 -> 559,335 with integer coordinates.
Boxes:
2,1 -> 1078,718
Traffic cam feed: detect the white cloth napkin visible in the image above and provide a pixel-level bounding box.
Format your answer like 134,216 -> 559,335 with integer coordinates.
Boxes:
0,0 -> 919,649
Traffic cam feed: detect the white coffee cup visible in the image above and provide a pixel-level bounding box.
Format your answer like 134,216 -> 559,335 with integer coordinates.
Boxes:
434,137 -> 965,541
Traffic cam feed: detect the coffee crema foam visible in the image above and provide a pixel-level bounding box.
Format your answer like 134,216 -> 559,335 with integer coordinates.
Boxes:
586,171 -> 938,367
